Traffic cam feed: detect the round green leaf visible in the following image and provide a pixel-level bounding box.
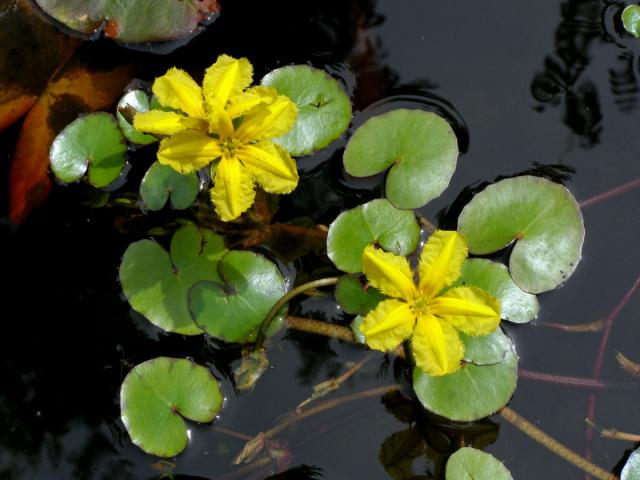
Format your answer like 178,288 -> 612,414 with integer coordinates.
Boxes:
140,162 -> 199,211
460,327 -> 513,366
119,225 -> 227,335
413,343 -> 518,421
120,357 -> 223,458
335,275 -> 386,315
343,109 -> 458,209
34,0 -> 219,44
623,448 -> 640,480
189,251 -> 287,343
117,90 -> 157,145
50,112 -> 127,188
327,199 -> 421,273
457,176 -> 584,294
446,447 -> 513,480
623,5 -> 640,38
261,65 -> 352,156
454,259 -> 539,324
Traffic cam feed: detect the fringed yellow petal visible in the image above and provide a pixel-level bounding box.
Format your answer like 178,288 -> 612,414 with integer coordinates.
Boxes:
360,299 -> 416,351
418,230 -> 468,297
133,110 -> 205,136
152,68 -> 205,119
157,131 -> 221,174
429,286 -> 501,336
237,142 -> 298,194
207,102 -> 234,139
362,245 -> 417,301
412,314 -> 464,376
226,86 -> 278,119
235,95 -> 298,142
210,156 -> 256,222
203,54 -> 253,112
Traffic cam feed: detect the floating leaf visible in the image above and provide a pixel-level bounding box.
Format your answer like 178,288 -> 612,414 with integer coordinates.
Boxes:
413,342 -> 518,421
189,251 -> 287,343
335,275 -> 386,315
116,90 -> 157,145
261,65 -> 352,156
234,348 -> 270,391
9,57 -> 134,223
454,259 -> 539,324
461,327 -> 512,366
622,448 -> 640,480
623,5 -> 640,38
344,109 -> 458,209
457,176 -> 584,294
33,0 -> 220,44
50,112 -> 127,188
140,162 -> 199,211
379,428 -> 427,480
120,357 -> 223,457
445,447 -> 513,480
327,199 -> 420,273
119,225 -> 227,335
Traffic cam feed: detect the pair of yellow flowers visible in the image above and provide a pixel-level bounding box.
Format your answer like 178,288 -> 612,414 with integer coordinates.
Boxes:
136,55 -> 501,376
134,54 -> 299,222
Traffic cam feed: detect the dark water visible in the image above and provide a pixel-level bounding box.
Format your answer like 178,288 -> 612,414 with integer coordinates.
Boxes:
1,0 -> 640,479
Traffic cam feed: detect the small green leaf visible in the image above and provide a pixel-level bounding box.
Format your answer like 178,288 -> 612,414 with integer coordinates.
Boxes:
623,448 -> 640,480
50,112 -> 127,188
119,225 -> 227,335
335,275 -> 386,315
116,90 -> 158,145
461,327 -> 512,366
261,65 -> 352,156
327,199 -> 420,273
454,259 -> 539,324
140,161 -> 199,211
623,5 -> 640,38
445,447 -> 513,480
189,251 -> 287,343
120,357 -> 223,458
413,343 -> 518,422
344,109 -> 458,209
458,176 -> 584,294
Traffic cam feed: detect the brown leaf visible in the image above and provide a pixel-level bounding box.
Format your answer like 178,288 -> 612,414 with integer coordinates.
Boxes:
9,54 -> 134,223
0,0 -> 79,131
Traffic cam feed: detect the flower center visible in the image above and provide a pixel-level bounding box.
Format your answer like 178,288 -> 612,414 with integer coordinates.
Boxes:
410,297 -> 431,316
220,138 -> 240,155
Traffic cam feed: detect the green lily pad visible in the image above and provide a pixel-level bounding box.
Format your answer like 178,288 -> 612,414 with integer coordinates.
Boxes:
461,327 -> 512,366
119,224 -> 227,335
457,176 -> 584,294
413,342 -> 518,422
50,112 -> 127,188
34,0 -> 219,44
261,65 -> 352,156
120,357 -> 223,457
117,90 -> 158,145
623,5 -> 640,38
189,251 -> 287,343
335,275 -> 386,315
454,259 -> 539,324
623,448 -> 640,480
343,109 -> 458,209
446,447 -> 513,480
140,161 -> 200,211
327,199 -> 421,273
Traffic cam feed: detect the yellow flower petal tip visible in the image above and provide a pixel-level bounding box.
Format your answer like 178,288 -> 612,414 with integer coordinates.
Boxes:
359,230 -> 502,377
138,54 -> 301,222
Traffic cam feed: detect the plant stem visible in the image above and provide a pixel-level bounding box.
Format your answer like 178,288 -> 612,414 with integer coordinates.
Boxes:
499,407 -> 618,480
255,278 -> 340,348
518,369 -> 640,392
212,426 -> 253,441
579,176 -> 640,208
585,419 -> 640,442
286,315 -> 356,342
537,319 -> 604,333
417,214 -> 437,233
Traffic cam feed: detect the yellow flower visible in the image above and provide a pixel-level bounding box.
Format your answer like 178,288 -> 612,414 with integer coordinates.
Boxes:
360,230 -> 501,376
133,55 -> 299,222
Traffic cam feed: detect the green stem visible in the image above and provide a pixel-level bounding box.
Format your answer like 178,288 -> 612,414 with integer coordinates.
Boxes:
255,277 -> 340,348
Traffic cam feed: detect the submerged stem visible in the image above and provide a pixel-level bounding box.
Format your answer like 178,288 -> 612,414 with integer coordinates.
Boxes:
499,407 -> 618,480
255,278 -> 340,348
